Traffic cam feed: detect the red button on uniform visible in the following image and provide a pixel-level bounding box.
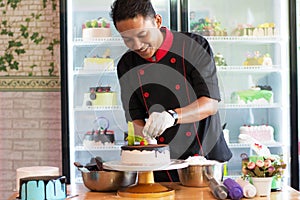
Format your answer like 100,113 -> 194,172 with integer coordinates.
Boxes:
139,69 -> 144,75
185,131 -> 192,137
175,84 -> 180,90
143,92 -> 149,98
159,137 -> 165,143
170,57 -> 176,64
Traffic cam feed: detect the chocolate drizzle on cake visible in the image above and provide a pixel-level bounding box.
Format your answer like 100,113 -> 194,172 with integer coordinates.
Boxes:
121,144 -> 169,154
18,176 -> 66,200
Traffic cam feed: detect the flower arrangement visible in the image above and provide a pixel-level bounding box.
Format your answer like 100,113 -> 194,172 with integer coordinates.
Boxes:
242,155 -> 286,178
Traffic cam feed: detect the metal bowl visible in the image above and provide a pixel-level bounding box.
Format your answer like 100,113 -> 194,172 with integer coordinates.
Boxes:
81,170 -> 137,191
177,162 -> 224,187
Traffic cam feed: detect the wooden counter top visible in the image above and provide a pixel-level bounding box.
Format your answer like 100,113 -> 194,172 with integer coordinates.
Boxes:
9,182 -> 300,200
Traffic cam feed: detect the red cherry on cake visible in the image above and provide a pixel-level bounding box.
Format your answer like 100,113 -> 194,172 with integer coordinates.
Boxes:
140,141 -> 145,146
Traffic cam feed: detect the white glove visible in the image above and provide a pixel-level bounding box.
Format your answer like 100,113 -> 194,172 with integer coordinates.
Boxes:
142,111 -> 175,139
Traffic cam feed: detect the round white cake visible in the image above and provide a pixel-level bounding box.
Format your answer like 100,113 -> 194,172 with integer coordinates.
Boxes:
121,144 -> 171,165
239,124 -> 275,143
82,28 -> 111,40
16,166 -> 59,191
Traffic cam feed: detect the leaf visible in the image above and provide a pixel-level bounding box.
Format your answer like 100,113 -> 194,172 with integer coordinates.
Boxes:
9,61 -> 19,70
127,121 -> 135,146
15,49 -> 26,55
1,29 -> 8,35
2,20 -> 7,26
30,32 -> 39,40
254,166 -> 265,177
29,64 -> 37,69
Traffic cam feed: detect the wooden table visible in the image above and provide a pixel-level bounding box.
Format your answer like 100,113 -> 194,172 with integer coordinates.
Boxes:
11,182 -> 300,200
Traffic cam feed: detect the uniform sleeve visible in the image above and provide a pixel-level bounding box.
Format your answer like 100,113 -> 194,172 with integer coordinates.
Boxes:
184,33 -> 221,101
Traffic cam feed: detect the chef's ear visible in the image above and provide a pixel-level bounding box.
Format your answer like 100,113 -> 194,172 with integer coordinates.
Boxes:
154,14 -> 162,28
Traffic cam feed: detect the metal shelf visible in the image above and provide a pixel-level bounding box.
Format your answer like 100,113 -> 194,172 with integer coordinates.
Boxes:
202,35 -> 282,43
73,37 -> 125,46
218,103 -> 281,109
75,145 -> 122,151
73,68 -> 117,75
228,142 -> 284,148
216,65 -> 282,72
74,105 -> 124,111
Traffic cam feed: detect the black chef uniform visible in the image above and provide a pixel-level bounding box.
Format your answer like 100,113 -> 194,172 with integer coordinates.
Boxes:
117,27 -> 232,182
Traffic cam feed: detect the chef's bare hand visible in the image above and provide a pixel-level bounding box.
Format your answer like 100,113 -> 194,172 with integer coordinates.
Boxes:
142,111 -> 175,138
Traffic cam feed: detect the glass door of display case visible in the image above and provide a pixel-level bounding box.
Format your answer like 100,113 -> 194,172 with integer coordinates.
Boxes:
181,0 -> 291,186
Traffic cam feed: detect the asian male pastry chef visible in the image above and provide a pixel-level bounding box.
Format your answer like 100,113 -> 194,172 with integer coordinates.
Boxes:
110,0 -> 232,182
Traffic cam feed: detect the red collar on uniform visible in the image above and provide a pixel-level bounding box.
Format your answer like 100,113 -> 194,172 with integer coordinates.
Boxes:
146,27 -> 173,62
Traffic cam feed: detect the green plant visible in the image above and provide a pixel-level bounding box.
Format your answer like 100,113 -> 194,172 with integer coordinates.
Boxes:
0,0 -> 59,76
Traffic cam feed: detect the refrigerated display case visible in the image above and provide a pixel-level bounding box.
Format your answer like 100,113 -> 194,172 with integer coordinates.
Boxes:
60,0 -> 296,188
60,0 -> 176,184
181,0 -> 291,184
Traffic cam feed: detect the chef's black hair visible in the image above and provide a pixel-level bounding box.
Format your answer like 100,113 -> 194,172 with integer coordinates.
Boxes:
110,0 -> 156,27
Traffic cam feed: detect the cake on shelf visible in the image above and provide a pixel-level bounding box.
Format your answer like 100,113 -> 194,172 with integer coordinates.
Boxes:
82,17 -> 111,40
231,85 -> 273,104
243,51 -> 273,66
83,86 -> 117,107
120,144 -> 171,165
83,129 -> 115,148
214,53 -> 227,66
83,117 -> 115,148
18,176 -> 67,200
239,124 -> 275,144
231,22 -> 277,37
191,17 -> 227,36
83,49 -> 114,71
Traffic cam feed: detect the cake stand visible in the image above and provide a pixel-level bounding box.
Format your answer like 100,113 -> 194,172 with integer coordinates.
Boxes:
103,159 -> 188,198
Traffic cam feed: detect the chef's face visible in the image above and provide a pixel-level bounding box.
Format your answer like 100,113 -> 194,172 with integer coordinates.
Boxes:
116,14 -> 163,59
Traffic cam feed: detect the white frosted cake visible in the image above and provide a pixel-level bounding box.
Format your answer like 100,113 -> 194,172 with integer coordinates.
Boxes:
82,18 -> 111,40
231,87 -> 273,104
19,176 -> 66,200
239,124 -> 275,143
83,58 -> 114,70
121,144 -> 171,165
16,166 -> 59,192
82,28 -> 111,39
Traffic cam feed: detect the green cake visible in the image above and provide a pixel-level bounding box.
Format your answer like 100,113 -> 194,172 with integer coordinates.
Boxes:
231,88 -> 273,104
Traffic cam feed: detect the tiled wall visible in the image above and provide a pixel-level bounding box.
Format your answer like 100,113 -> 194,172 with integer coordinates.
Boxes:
0,1 -> 61,199
0,92 -> 62,199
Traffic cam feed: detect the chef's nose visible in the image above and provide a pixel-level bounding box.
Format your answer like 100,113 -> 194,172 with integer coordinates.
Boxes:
131,38 -> 143,51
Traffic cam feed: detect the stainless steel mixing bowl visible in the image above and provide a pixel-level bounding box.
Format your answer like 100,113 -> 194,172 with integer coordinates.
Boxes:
81,170 -> 137,191
177,162 -> 224,187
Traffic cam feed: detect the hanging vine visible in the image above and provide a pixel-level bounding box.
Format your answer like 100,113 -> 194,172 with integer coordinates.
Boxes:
0,0 -> 59,76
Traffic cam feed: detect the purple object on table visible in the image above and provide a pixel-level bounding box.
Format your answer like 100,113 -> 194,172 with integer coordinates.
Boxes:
223,178 -> 243,200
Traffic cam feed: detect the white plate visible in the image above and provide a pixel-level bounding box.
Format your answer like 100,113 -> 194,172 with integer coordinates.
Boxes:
103,159 -> 188,172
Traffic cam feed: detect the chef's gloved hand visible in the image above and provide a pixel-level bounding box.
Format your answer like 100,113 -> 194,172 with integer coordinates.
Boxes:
142,111 -> 175,139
